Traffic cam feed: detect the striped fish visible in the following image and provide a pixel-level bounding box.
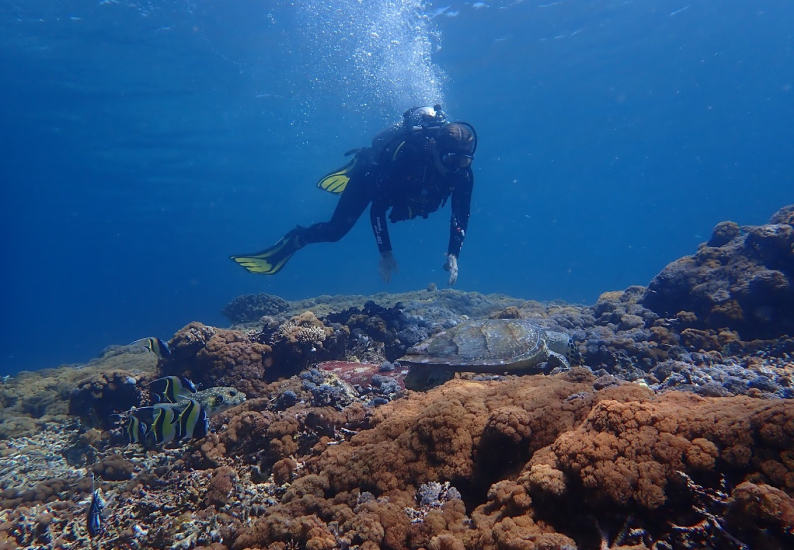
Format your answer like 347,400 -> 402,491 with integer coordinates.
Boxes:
148,375 -> 197,404
129,337 -> 171,359
117,387 -> 245,447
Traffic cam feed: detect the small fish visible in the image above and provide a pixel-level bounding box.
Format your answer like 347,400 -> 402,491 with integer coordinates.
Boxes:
193,386 -> 246,416
148,375 -> 197,404
176,399 -> 209,440
122,400 -> 204,444
130,337 -> 171,359
120,413 -> 148,444
87,475 -> 105,538
147,404 -> 181,443
117,386 -> 245,447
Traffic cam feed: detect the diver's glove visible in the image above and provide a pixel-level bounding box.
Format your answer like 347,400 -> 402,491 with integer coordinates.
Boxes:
443,254 -> 459,286
379,251 -> 399,283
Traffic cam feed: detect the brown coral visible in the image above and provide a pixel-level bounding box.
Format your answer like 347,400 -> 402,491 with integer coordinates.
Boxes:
160,322 -> 273,398
525,392 -> 794,513
92,453 -> 135,481
218,372 -> 794,550
1,348 -> 156,437
3,351 -> 794,550
310,372 -> 603,498
728,481 -> 794,537
205,466 -> 238,508
644,205 -> 794,339
276,312 -> 332,346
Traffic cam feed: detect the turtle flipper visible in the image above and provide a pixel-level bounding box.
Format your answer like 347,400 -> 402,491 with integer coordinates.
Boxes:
546,351 -> 570,370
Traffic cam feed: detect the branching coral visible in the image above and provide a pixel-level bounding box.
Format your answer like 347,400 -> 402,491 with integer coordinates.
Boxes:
278,321 -> 327,346
273,313 -> 332,347
261,312 -> 347,379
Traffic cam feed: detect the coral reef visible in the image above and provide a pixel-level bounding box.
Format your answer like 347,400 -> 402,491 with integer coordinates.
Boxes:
2,205 -> 794,549
317,361 -> 409,396
643,204 -> 794,339
265,312 -> 347,379
225,372 -> 793,550
68,371 -> 145,430
326,300 -> 412,361
0,345 -> 156,438
158,322 -> 274,397
222,293 -> 291,324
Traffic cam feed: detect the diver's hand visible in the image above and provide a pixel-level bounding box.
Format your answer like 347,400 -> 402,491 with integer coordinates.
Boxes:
443,254 -> 459,286
379,251 -> 399,283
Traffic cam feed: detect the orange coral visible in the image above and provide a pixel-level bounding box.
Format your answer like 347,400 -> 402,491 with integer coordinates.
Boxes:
310,372 -> 604,497
224,371 -> 792,550
526,392 -> 793,512
205,466 -> 237,508
181,366 -> 794,549
728,481 -> 794,536
162,322 -> 273,397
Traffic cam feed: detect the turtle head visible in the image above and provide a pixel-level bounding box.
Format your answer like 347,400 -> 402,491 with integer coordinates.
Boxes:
565,336 -> 582,365
546,330 -> 582,366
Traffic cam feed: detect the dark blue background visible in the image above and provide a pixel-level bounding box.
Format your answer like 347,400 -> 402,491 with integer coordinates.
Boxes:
1,0 -> 792,374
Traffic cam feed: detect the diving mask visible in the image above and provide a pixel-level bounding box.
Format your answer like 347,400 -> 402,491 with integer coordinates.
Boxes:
440,152 -> 473,169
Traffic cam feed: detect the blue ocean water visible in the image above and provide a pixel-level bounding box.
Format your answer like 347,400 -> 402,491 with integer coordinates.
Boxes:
1,0 -> 791,375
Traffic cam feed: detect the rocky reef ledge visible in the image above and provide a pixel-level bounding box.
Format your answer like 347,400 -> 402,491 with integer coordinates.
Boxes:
1,205 -> 792,550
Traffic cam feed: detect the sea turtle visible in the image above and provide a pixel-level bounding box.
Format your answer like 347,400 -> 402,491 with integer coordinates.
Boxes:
398,319 -> 580,390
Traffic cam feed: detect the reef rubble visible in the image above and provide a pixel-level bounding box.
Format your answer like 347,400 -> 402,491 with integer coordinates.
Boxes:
0,205 -> 793,550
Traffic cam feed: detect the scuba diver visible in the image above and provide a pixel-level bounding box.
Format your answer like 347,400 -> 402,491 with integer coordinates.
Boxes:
231,105 -> 477,286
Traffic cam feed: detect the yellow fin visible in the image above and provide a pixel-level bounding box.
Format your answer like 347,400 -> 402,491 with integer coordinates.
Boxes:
316,157 -> 357,194
230,231 -> 302,275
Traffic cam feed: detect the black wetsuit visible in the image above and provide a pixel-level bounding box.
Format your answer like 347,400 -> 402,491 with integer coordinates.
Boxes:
300,127 -> 473,258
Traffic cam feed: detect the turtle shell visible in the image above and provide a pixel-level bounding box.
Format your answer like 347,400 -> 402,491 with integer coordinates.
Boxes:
399,319 -> 549,371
